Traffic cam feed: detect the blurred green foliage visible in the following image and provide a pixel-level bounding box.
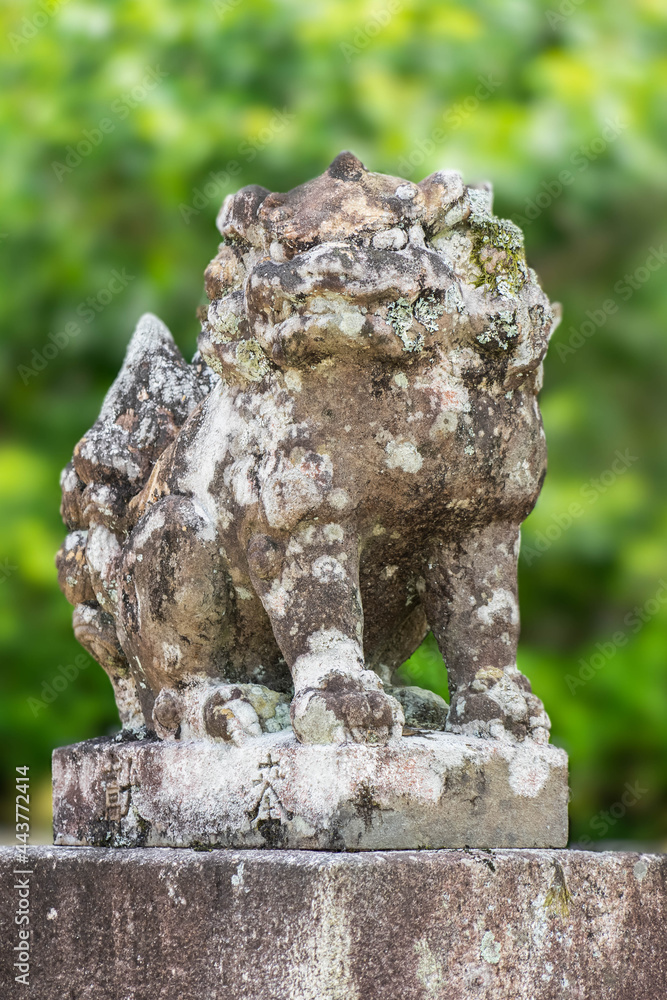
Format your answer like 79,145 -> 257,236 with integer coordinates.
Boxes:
0,0 -> 665,845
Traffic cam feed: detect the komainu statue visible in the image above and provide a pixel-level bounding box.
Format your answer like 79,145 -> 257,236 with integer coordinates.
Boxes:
57,152 -> 560,752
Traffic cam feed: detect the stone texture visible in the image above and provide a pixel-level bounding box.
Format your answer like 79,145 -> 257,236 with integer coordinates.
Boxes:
386,684 -> 449,731
1,846 -> 665,999
52,731 -> 568,850
56,152 -> 562,753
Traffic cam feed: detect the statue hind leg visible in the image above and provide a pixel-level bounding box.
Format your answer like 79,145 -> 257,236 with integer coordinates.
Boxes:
116,494 -> 280,743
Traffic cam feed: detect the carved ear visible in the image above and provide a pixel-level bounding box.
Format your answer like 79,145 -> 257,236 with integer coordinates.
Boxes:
216,185 -> 270,244
327,151 -> 367,181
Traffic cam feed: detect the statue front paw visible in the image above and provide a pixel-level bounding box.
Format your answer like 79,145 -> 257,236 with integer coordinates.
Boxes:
447,666 -> 551,743
290,673 -> 404,745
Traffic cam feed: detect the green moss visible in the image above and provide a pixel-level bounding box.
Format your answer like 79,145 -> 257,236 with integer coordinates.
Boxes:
387,296 -> 423,352
210,307 -> 240,345
200,351 -> 227,378
414,293 -> 445,332
544,861 -> 572,918
135,813 -> 151,847
235,338 -> 271,381
470,216 -> 527,297
387,294 -> 446,350
476,309 -> 519,351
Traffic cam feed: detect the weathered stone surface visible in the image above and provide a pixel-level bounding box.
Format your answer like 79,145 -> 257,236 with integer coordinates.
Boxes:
386,684 -> 449,731
1,846 -> 665,999
56,152 -> 561,755
56,313 -> 216,729
51,154 -> 569,851
52,731 -> 568,850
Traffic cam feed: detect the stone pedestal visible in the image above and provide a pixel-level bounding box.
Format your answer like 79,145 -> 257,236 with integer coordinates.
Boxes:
52,730 -> 568,850
1,846 -> 665,999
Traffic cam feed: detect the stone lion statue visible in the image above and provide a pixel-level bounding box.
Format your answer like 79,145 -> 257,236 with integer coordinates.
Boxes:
57,152 -> 560,748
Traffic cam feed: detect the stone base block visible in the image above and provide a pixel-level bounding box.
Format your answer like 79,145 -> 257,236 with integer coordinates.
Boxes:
52,730 -> 568,850
1,846 -> 665,999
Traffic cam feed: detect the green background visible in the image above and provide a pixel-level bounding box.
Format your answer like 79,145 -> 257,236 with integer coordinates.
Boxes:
0,0 -> 665,846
